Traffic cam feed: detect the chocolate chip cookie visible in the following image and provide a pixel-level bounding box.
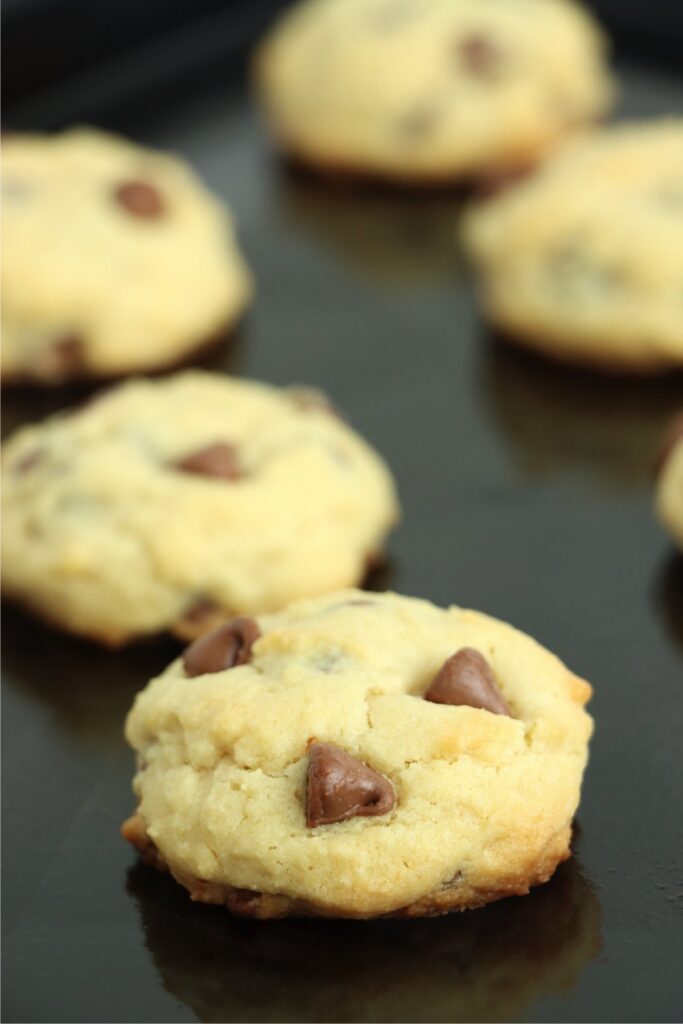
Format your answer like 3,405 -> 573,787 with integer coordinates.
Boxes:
254,0 -> 614,184
655,413 -> 683,551
464,120 -> 683,372
1,129 -> 252,384
122,590 -> 593,918
1,373 -> 399,644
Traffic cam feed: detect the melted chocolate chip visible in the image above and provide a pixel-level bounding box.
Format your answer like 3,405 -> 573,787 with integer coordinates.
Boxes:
459,34 -> 503,77
425,648 -> 510,715
654,413 -> 683,477
15,448 -> 45,474
182,617 -> 260,677
306,742 -> 395,827
114,180 -> 165,219
34,334 -> 84,383
175,443 -> 241,480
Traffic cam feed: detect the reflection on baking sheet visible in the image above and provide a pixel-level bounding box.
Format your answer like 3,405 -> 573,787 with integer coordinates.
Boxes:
0,602 -> 176,747
277,166 -> 465,286
482,338 -> 683,488
128,851 -> 600,1024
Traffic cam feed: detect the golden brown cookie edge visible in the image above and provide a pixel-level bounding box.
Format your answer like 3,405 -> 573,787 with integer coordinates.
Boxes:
122,811 -> 573,920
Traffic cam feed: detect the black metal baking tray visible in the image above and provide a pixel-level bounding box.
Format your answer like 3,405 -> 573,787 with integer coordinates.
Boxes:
2,10 -> 683,1021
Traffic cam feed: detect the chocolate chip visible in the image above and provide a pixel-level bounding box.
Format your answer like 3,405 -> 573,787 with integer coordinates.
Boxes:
306,742 -> 395,827
15,448 -> 45,474
425,648 -> 511,715
182,617 -> 260,677
174,443 -> 241,480
114,180 -> 165,219
459,34 -> 503,77
654,413 -> 683,477
34,334 -> 84,383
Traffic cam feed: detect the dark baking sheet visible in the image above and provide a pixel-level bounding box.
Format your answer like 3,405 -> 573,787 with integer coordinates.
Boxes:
2,37 -> 683,1024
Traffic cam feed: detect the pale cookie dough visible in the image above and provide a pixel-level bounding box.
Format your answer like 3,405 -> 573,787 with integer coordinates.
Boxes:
1,129 -> 252,384
464,120 -> 683,373
1,373 -> 399,644
655,414 -> 683,552
254,0 -> 614,184
123,589 -> 593,918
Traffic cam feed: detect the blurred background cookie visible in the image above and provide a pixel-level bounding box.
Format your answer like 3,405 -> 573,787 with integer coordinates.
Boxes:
1,129 -> 253,385
1,372 -> 399,644
464,119 -> 683,373
254,0 -> 614,185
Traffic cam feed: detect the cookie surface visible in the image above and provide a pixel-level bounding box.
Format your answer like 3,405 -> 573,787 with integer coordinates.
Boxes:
123,590 -> 592,918
1,373 -> 398,644
254,0 -> 613,183
655,414 -> 683,552
1,129 -> 252,384
464,120 -> 683,372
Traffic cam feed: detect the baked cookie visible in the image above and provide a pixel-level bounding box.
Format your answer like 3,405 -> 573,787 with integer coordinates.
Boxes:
464,120 -> 683,373
1,372 -> 399,644
254,0 -> 614,184
1,129 -> 252,384
122,589 -> 593,919
655,414 -> 683,552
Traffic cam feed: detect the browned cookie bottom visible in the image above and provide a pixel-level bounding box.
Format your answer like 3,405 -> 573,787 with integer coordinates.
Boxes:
122,811 -> 573,920
280,149 -> 543,196
488,322 -> 683,377
1,317 -> 242,389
